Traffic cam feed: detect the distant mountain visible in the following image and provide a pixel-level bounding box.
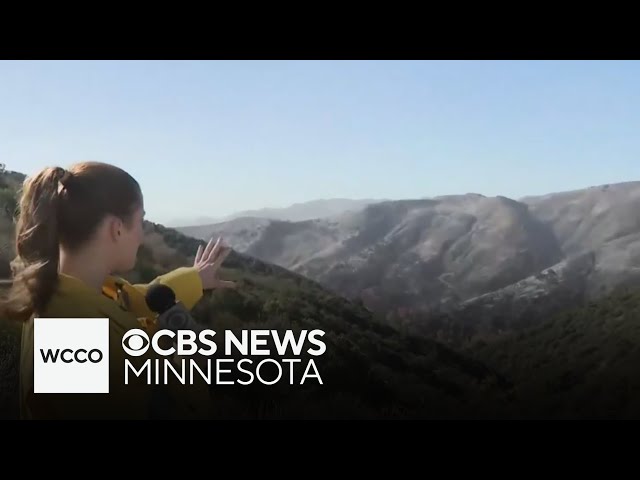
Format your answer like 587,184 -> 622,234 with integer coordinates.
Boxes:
521,181 -> 640,296
177,194 -> 563,319
224,198 -> 385,222
177,182 -> 640,343
430,181 -> 640,344
169,198 -> 384,227
168,216 -> 222,228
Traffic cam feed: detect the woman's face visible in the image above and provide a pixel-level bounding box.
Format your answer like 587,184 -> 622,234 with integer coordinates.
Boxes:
112,204 -> 146,274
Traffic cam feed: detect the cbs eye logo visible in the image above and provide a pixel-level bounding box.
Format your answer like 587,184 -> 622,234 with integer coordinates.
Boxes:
122,329 -> 150,356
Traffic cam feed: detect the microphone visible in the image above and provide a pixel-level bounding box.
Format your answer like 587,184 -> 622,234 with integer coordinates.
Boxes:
145,283 -> 202,332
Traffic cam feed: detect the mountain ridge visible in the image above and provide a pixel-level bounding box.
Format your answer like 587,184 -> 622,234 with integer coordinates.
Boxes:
176,181 -> 640,342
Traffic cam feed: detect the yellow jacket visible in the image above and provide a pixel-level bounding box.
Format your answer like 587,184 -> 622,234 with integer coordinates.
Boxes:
20,267 -> 212,420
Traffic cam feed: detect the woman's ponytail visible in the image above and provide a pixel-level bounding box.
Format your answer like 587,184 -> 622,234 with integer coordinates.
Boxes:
1,167 -> 67,321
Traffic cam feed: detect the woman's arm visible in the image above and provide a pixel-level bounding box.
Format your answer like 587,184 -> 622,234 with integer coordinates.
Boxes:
103,237 -> 236,320
103,266 -> 204,320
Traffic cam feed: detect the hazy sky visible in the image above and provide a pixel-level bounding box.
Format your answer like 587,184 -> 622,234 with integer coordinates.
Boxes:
2,60 -> 639,225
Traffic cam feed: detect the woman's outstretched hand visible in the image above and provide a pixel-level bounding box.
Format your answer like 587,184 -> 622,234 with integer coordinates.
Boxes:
194,237 -> 236,290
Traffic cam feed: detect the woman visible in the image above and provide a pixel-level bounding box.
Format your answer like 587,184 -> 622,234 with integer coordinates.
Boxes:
1,161 -> 235,419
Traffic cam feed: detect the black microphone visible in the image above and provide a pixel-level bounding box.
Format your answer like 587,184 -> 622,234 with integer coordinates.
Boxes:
145,284 -> 202,332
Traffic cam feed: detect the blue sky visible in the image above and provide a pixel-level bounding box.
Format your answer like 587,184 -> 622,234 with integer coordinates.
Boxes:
1,60 -> 639,225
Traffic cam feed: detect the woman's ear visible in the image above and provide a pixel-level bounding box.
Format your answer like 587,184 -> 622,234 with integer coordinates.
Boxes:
106,215 -> 124,242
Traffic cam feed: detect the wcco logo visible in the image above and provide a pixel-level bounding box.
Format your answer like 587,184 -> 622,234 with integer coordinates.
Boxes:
40,348 -> 104,364
33,318 -> 109,394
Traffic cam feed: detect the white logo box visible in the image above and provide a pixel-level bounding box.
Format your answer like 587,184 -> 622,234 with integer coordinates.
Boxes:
34,318 -> 110,394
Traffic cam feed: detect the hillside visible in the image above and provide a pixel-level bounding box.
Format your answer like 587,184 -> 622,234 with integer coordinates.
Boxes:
422,182 -> 640,346
0,168 -> 22,277
127,221 -> 512,419
177,195 -> 565,328
0,169 -> 509,419
467,285 -> 640,419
